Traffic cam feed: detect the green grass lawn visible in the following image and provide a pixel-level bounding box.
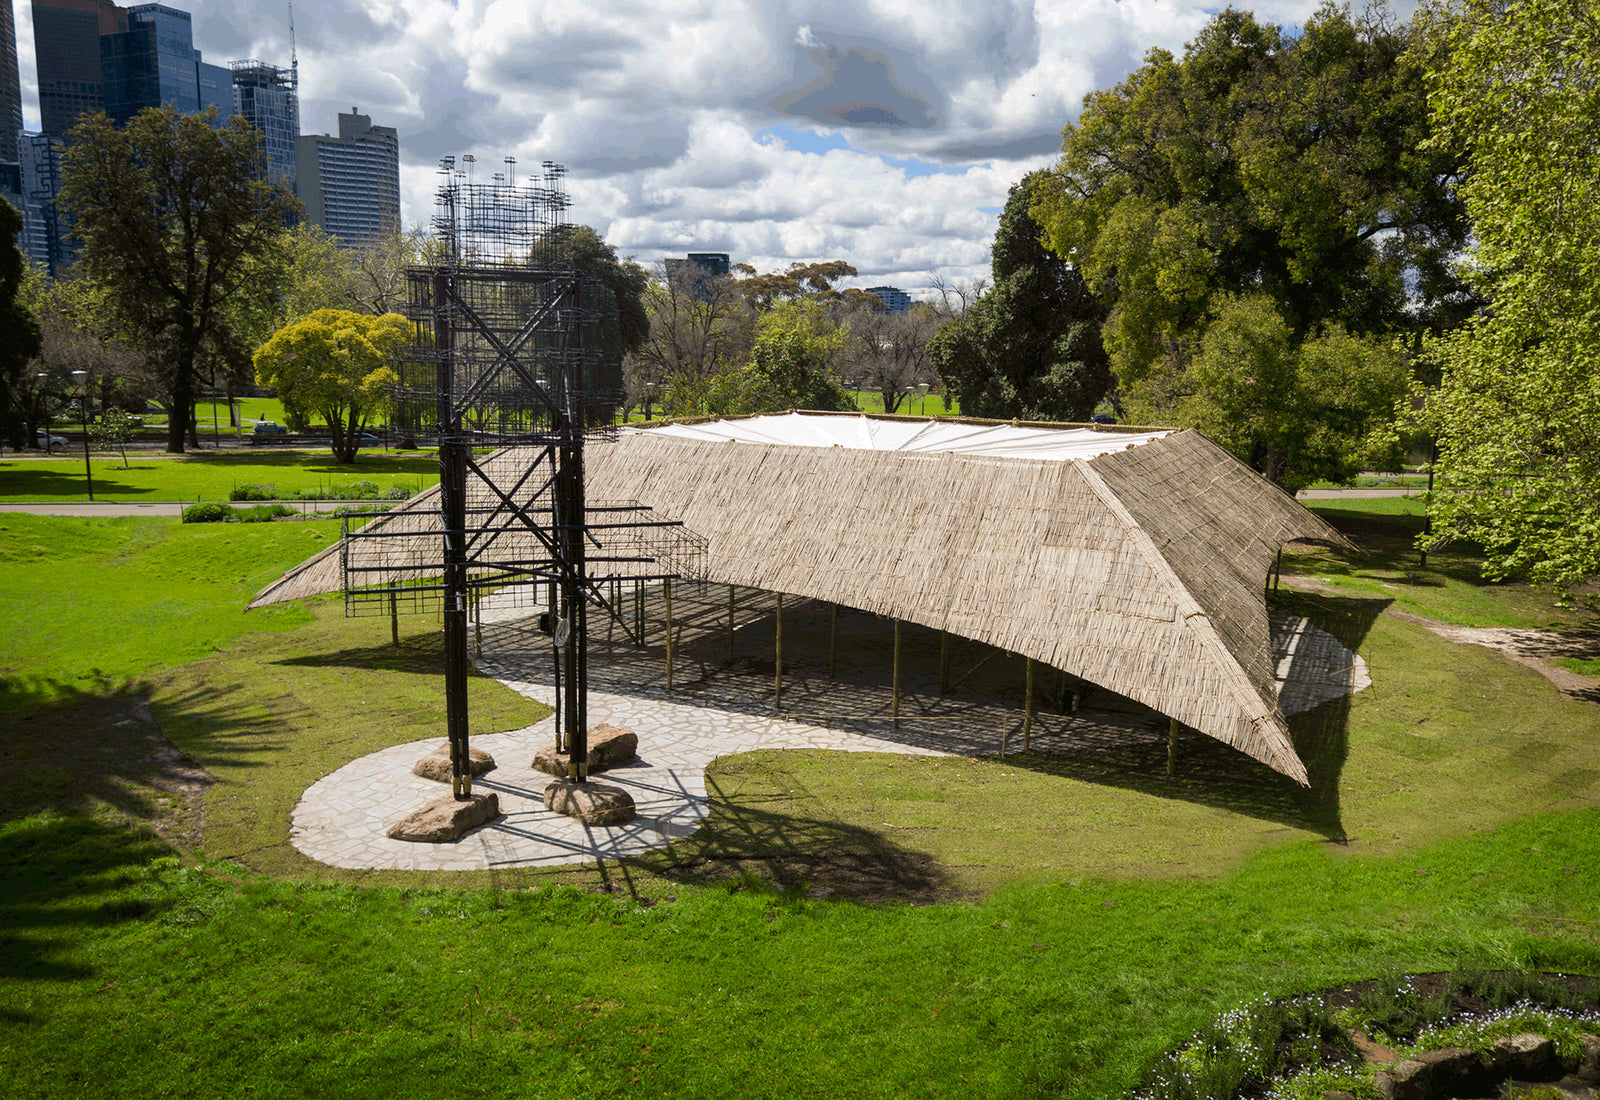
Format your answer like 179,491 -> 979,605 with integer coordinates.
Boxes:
0,452 -> 439,503
1,508 -> 1596,1099
1293,496 -> 1596,631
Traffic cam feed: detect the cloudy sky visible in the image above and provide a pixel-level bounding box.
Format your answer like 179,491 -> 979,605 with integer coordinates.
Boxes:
13,0 -> 1387,298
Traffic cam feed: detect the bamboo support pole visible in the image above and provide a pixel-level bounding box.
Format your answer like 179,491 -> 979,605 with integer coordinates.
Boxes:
892,618 -> 901,729
664,578 -> 674,693
938,630 -> 949,695
828,602 -> 838,679
1023,658 -> 1034,751
774,592 -> 783,708
727,584 -> 735,663
473,588 -> 482,658
1168,717 -> 1179,777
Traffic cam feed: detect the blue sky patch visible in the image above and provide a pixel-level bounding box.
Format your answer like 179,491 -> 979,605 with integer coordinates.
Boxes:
757,124 -> 852,155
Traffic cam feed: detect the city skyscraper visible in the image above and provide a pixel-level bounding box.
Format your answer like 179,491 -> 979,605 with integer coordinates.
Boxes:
2,0 -> 24,164
31,0 -> 126,135
296,108 -> 400,245
100,4 -> 232,127
231,59 -> 298,195
24,1 -> 288,271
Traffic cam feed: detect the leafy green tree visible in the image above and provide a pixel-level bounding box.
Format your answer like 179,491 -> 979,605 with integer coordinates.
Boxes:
707,299 -> 853,415
0,200 -> 43,451
91,407 -> 137,468
59,105 -> 297,453
562,226 -> 650,358
732,260 -> 879,312
1177,295 -> 1409,491
635,262 -> 754,417
253,310 -> 408,463
929,174 -> 1111,421
1033,4 -> 1470,456
1416,0 -> 1600,591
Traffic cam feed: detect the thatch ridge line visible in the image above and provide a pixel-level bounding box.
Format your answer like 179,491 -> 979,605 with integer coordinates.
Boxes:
1074,451 -> 1307,785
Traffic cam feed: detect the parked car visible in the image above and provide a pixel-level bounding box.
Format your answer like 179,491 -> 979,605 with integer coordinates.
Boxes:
252,421 -> 288,435
355,432 -> 382,446
36,430 -> 68,450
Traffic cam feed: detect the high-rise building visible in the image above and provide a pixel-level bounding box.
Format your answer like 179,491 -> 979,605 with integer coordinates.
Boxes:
231,59 -> 298,195
100,4 -> 233,127
866,285 -> 911,313
18,131 -> 66,272
296,108 -> 400,245
2,0 -> 24,164
25,1 -> 281,271
31,0 -> 126,135
663,252 -> 732,299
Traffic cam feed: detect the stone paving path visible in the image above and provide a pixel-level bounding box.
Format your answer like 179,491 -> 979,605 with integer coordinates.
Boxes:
290,594 -> 1370,871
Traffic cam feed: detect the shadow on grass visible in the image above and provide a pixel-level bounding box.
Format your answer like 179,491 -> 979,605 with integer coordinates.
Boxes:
969,588 -> 1389,843
631,772 -> 960,905
0,465 -> 155,497
271,631 -> 447,677
1298,506 -> 1495,590
0,815 -> 169,1002
0,677 -> 213,827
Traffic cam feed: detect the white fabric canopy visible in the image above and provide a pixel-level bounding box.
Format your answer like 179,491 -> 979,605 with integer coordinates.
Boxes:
635,413 -> 1169,462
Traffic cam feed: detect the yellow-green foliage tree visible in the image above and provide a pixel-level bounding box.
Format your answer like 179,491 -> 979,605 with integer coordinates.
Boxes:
1416,0 -> 1600,593
253,310 -> 408,463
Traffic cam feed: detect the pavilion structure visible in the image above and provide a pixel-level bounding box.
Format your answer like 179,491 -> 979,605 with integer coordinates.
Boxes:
252,412 -> 1350,786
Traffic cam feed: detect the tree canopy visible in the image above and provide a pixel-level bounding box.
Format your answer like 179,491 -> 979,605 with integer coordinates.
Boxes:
706,299 -> 853,416
1030,3 -> 1463,482
0,199 -> 43,451
562,226 -> 650,359
253,310 -> 408,463
928,173 -> 1111,422
60,105 -> 297,453
1416,0 -> 1600,591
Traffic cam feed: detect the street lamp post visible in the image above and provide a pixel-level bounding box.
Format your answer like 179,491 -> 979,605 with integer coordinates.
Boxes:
35,372 -> 52,453
916,382 -> 931,415
643,381 -> 657,421
71,370 -> 94,500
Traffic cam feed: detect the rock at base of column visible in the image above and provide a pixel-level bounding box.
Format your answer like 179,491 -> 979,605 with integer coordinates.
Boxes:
533,723 -> 638,777
412,746 -> 496,783
387,792 -> 501,842
542,780 -> 635,825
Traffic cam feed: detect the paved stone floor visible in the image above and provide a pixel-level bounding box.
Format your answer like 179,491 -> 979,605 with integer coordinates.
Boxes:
290,588 -> 1370,871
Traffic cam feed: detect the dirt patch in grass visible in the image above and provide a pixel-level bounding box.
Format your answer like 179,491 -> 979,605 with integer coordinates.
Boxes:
1390,615 -> 1600,704
0,682 -> 211,847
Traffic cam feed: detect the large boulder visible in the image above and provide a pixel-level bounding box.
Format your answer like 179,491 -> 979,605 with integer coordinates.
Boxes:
412,746 -> 497,783
1376,1059 -> 1431,1100
542,780 -> 635,825
533,723 -> 639,778
1577,1034 -> 1600,1084
1490,1033 -> 1560,1079
386,792 -> 500,842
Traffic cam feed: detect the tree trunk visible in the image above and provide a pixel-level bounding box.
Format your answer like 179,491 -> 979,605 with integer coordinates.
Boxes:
166,367 -> 194,454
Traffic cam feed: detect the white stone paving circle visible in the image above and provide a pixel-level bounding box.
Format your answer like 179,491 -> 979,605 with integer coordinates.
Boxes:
289,611 -> 1369,871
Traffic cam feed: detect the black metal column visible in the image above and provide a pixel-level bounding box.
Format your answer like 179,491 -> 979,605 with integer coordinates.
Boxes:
441,439 -> 472,798
555,286 -> 589,781
434,268 -> 473,800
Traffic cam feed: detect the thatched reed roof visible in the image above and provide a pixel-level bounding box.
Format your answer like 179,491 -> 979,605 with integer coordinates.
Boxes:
251,414 -> 1349,785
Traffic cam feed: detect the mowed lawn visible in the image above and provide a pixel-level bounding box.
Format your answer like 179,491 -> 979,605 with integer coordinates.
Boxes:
0,504 -> 1596,1099
0,451 -> 439,503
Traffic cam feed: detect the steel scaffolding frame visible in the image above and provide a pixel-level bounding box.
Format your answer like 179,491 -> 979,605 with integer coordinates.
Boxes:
340,158 -> 702,799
